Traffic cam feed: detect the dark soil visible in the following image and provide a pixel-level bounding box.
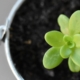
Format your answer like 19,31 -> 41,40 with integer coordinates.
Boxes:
9,0 -> 80,80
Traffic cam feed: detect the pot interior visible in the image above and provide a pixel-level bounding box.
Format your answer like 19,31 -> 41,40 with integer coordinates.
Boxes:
9,0 -> 80,80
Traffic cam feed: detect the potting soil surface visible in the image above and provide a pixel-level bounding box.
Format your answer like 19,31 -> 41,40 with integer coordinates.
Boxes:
9,0 -> 80,80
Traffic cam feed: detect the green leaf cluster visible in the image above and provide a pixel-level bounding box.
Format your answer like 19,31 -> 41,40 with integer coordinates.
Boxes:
43,10 -> 80,72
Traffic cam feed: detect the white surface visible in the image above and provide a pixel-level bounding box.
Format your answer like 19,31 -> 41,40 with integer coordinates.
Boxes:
0,0 -> 17,80
0,0 -> 16,24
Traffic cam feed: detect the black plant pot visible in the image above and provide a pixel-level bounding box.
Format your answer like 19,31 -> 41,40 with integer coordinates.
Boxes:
3,0 -> 80,80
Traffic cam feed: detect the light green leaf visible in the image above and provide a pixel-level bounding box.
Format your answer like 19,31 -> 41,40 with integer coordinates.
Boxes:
73,34 -> 80,47
45,31 -> 64,47
58,14 -> 69,34
70,47 -> 80,67
43,47 -> 63,69
63,35 -> 72,42
63,35 -> 75,48
60,45 -> 72,58
68,57 -> 80,72
69,10 -> 80,35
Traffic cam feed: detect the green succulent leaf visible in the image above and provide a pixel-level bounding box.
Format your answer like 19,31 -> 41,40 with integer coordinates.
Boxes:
63,35 -> 75,48
58,14 -> 69,34
69,10 -> 80,35
63,35 -> 72,42
70,47 -> 80,67
45,31 -> 64,47
68,57 -> 80,72
43,47 -> 63,69
60,45 -> 72,58
73,34 -> 80,47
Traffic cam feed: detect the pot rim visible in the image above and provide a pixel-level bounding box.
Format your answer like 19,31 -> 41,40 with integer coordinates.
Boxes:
4,0 -> 25,80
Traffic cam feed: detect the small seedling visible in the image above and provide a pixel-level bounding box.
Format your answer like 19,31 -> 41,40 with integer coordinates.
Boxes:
43,10 -> 80,72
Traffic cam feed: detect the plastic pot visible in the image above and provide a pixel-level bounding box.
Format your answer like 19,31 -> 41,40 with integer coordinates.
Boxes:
0,0 -> 25,80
